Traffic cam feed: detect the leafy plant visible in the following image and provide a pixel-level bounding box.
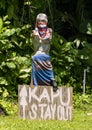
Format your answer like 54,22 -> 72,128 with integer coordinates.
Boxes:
0,16 -> 32,98
74,94 -> 92,113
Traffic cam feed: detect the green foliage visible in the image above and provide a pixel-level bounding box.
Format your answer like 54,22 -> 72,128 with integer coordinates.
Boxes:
0,99 -> 18,115
50,31 -> 92,93
0,86 -> 17,115
79,20 -> 92,35
0,87 -> 17,115
0,16 -> 32,98
74,94 -> 92,112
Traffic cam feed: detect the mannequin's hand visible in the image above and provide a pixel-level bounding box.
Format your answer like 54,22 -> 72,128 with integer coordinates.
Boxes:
30,30 -> 37,37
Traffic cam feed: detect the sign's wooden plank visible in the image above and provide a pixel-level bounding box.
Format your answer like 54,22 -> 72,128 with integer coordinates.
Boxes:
18,85 -> 73,120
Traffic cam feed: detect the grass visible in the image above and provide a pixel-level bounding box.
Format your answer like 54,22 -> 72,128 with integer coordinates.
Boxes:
0,109 -> 92,130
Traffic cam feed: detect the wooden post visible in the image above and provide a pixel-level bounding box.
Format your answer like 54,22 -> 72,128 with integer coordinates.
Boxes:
18,85 -> 73,120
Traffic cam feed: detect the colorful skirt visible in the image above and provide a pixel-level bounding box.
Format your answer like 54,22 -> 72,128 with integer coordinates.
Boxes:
31,53 -> 54,86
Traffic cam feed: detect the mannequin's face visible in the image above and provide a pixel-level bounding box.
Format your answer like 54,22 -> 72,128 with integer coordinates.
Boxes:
37,19 -> 46,22
37,20 -> 47,28
37,20 -> 47,25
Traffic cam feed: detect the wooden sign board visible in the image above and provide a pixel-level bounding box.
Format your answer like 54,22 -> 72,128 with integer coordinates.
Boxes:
18,85 -> 73,120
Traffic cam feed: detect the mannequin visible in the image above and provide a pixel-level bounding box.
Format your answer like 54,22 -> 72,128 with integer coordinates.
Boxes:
31,13 -> 58,92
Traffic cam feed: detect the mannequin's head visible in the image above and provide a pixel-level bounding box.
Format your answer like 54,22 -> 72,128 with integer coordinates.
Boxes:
36,13 -> 48,23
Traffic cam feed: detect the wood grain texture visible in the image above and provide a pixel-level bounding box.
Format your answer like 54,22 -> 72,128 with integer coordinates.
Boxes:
18,85 -> 73,120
